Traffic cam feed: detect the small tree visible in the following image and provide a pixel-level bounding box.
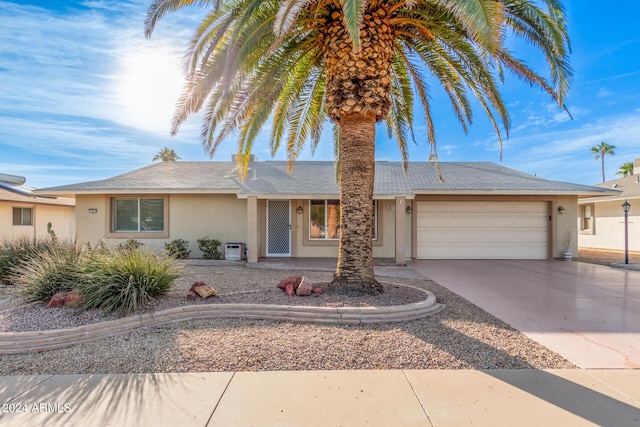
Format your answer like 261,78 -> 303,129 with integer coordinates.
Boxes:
152,147 -> 181,162
591,141 -> 616,182
616,161 -> 634,177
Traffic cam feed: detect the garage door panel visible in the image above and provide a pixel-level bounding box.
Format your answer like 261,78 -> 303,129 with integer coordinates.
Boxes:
416,201 -> 548,259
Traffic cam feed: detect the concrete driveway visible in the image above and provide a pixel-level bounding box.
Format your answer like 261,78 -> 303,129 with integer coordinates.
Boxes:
409,260 -> 640,369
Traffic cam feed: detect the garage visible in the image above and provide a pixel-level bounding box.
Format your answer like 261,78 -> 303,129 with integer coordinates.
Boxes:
416,201 -> 549,259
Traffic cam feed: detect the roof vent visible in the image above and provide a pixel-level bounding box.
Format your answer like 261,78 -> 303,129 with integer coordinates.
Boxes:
611,183 -> 618,188
0,173 -> 26,186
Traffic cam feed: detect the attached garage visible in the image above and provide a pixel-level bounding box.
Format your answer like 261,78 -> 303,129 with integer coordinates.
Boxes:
416,201 -> 549,259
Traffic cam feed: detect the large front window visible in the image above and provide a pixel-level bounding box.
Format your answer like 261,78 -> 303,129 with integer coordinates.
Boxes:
309,200 -> 377,240
111,197 -> 164,232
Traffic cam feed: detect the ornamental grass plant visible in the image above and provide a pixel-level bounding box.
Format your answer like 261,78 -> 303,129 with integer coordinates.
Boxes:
9,241 -> 83,302
0,237 -> 53,285
79,247 -> 182,315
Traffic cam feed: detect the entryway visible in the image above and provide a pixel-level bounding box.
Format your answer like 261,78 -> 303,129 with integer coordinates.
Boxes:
266,200 -> 291,256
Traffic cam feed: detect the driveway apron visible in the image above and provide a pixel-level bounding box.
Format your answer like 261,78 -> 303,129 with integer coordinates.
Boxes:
409,260 -> 640,369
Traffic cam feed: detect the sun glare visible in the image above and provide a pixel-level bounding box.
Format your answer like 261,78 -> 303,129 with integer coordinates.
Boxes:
114,47 -> 185,134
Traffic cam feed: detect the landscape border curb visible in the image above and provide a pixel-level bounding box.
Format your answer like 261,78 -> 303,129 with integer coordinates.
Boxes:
0,283 -> 444,355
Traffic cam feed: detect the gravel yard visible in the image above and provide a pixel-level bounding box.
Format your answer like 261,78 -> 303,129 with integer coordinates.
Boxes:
0,263 -> 576,374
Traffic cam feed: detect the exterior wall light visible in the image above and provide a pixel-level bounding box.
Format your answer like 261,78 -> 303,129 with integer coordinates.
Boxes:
296,206 -> 303,215
406,205 -> 412,214
557,206 -> 565,214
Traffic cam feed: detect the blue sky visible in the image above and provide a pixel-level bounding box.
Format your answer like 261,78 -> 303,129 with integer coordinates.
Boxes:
1,0 -> 639,189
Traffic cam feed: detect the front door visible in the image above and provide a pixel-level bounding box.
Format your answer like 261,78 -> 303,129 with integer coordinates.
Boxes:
266,200 -> 291,256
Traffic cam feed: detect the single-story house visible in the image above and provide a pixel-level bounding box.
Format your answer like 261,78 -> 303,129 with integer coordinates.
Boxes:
1,173 -> 75,242
578,157 -> 640,251
37,157 -> 613,263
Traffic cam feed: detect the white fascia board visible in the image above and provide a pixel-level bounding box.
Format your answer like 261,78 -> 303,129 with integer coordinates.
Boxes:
412,190 -> 617,197
34,189 -> 239,196
236,194 -> 414,200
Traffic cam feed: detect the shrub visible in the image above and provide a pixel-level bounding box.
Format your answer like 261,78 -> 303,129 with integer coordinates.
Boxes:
0,237 -> 54,285
197,237 -> 222,260
164,239 -> 190,259
79,248 -> 182,315
10,242 -> 83,302
117,239 -> 144,251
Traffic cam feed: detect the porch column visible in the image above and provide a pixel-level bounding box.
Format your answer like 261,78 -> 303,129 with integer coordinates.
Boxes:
395,196 -> 406,265
247,196 -> 258,263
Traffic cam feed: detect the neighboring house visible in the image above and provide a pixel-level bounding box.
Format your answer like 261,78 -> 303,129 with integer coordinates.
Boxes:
578,158 -> 640,251
0,173 -> 75,242
38,157 -> 612,263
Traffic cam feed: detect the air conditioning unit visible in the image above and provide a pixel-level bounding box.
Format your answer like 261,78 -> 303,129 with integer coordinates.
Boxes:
224,243 -> 245,261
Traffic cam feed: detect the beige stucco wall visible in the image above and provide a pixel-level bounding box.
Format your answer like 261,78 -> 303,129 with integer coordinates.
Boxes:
76,194 -> 247,258
578,198 -> 639,251
0,202 -> 75,242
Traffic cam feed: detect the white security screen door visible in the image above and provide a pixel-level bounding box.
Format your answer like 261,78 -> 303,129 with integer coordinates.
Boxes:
267,200 -> 291,256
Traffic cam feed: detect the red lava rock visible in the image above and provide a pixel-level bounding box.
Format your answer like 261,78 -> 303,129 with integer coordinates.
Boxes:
186,291 -> 199,301
296,276 -> 313,296
285,283 -> 295,296
277,276 -> 302,291
46,292 -> 67,308
311,287 -> 324,294
64,290 -> 83,308
189,281 -> 208,293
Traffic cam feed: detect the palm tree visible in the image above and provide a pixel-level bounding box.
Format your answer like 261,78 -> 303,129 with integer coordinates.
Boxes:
145,0 -> 571,295
591,141 -> 616,182
616,161 -> 634,177
152,147 -> 181,162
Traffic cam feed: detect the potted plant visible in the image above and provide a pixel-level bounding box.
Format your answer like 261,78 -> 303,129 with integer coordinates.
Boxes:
563,231 -> 573,261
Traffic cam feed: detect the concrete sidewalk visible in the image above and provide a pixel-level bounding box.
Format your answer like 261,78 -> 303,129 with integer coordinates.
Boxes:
1,370 -> 639,426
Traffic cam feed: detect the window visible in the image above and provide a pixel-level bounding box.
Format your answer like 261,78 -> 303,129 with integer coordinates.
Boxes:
309,200 -> 377,240
111,197 -> 164,232
580,204 -> 594,234
12,207 -> 32,226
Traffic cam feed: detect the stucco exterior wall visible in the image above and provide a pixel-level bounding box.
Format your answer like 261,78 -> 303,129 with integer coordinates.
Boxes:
0,202 -> 75,242
578,198 -> 639,251
76,194 -> 247,258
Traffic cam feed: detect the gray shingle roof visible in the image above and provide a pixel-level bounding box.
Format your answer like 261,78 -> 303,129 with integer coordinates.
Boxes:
38,160 -> 613,198
580,174 -> 640,203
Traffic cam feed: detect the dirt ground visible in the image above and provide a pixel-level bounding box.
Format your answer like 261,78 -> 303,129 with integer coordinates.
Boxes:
578,247 -> 640,265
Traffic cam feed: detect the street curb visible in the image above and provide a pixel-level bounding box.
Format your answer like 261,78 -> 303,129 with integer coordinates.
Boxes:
0,284 -> 444,355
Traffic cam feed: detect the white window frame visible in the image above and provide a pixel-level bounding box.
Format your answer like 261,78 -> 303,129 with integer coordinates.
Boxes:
580,203 -> 595,234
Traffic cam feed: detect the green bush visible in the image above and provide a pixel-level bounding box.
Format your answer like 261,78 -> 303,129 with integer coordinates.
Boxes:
197,237 -> 222,260
79,248 -> 181,315
164,239 -> 190,259
10,242 -> 83,302
117,239 -> 144,251
0,237 -> 54,285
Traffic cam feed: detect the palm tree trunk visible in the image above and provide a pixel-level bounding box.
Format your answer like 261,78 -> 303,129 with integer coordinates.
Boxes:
601,155 -> 605,182
330,114 -> 383,296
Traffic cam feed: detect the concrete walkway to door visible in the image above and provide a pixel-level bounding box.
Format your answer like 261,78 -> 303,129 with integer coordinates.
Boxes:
409,260 -> 640,369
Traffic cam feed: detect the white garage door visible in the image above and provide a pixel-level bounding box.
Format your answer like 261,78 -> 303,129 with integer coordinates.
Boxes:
417,201 -> 549,259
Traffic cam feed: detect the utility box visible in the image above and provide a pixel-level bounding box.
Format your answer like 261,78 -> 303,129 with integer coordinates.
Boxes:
224,243 -> 245,261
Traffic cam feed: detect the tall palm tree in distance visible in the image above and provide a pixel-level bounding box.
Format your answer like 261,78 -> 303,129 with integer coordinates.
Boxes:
591,141 -> 616,182
152,147 -> 181,162
145,0 -> 572,295
616,161 -> 634,178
